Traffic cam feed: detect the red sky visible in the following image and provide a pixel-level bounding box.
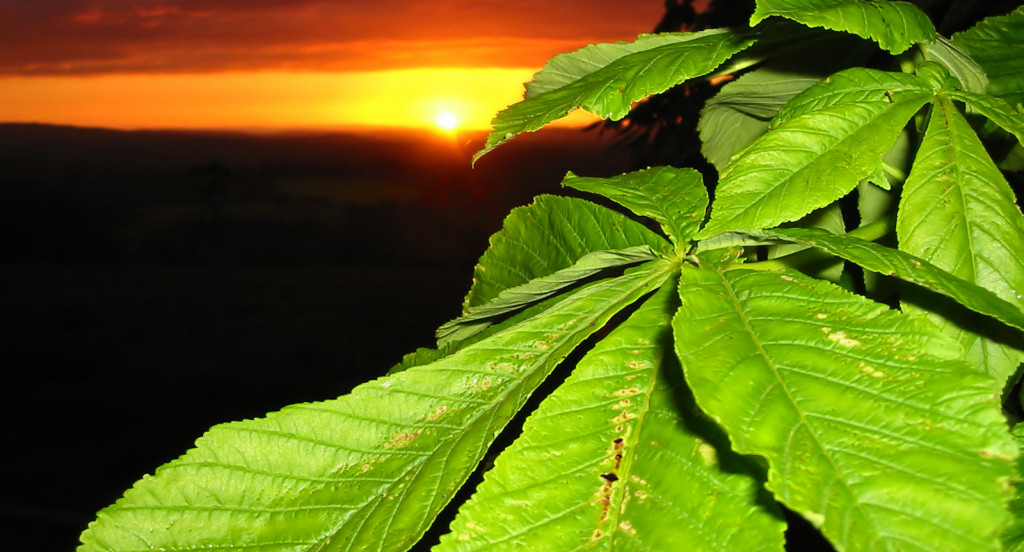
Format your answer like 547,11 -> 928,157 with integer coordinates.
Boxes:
0,1 -> 665,130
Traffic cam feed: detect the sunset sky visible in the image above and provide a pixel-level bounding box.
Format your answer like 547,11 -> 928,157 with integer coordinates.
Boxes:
0,1 -> 665,131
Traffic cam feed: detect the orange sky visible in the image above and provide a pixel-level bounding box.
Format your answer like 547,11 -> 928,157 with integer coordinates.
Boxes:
0,1 -> 663,131
0,69 -> 600,131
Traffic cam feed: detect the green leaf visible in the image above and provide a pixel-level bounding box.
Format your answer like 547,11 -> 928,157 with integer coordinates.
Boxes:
1003,143 -> 1024,171
699,66 -> 823,171
463,195 -> 667,310
772,68 -> 933,125
697,69 -> 932,238
921,37 -> 989,95
674,265 -> 1016,551
857,134 -> 903,297
476,29 -> 756,161
948,90 -> 1024,146
750,0 -> 936,54
438,282 -> 785,551
1004,423 -> 1024,551
389,346 -> 456,375
696,31 -> 880,172
722,227 -> 1024,336
438,246 -> 657,346
524,34 -> 701,100
952,7 -> 1024,106
765,203 -> 846,281
563,167 -> 708,249
898,95 -> 1024,383
78,259 -> 676,552
700,21 -> 832,83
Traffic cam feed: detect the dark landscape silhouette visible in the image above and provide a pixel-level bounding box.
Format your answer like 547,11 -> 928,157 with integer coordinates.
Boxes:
0,122 -> 637,550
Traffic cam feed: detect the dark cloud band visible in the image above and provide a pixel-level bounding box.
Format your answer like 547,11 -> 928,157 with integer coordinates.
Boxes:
0,1 -> 662,75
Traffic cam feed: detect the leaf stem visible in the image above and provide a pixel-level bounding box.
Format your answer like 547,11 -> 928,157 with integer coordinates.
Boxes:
881,161 -> 907,182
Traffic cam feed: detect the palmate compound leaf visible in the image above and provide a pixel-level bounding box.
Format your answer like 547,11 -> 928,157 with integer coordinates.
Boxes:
673,263 -> 1017,551
750,0 -> 936,55
562,166 -> 708,250
77,259 -> 676,552
696,68 -> 934,239
442,166 -> 714,346
461,194 -> 667,311
475,29 -> 756,161
897,94 -> 1024,384
437,281 -> 786,551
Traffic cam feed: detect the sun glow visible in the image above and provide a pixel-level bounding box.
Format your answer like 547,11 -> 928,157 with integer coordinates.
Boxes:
435,111 -> 458,131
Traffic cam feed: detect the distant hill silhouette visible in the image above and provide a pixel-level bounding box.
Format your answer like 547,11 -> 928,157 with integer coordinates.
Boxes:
0,123 -> 633,267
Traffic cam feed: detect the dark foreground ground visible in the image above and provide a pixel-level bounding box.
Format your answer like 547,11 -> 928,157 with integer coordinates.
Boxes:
0,123 -> 635,550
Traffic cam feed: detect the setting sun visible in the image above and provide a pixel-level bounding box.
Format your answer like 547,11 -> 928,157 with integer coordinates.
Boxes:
435,111 -> 459,131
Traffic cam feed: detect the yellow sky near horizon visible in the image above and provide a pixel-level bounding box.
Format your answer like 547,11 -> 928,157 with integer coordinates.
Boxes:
0,68 -> 600,132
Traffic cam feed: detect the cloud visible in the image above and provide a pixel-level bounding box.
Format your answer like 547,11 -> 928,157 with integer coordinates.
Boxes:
0,0 -> 663,75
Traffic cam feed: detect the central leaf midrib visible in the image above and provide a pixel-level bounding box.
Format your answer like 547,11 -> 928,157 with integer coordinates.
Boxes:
604,318 -> 667,549
713,266 -> 875,548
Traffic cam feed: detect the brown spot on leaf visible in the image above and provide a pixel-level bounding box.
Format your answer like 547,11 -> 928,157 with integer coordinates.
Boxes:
612,411 -> 636,423
385,431 -> 421,448
427,405 -> 449,421
827,330 -> 861,347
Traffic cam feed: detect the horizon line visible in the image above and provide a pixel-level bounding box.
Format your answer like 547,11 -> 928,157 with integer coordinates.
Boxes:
0,119 -> 598,137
